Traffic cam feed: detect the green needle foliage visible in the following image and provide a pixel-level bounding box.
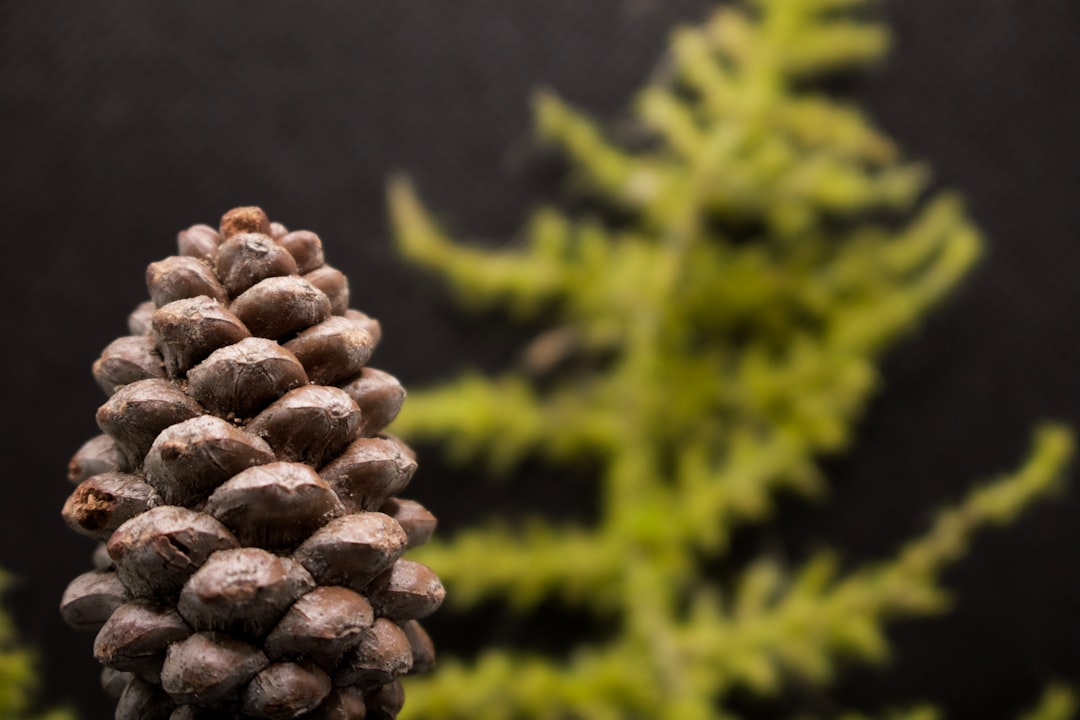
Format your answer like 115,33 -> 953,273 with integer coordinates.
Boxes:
388,0 -> 1075,717
0,571 -> 74,720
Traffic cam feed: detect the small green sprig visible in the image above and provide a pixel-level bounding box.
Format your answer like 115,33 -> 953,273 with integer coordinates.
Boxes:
1019,685 -> 1078,720
0,571 -> 75,720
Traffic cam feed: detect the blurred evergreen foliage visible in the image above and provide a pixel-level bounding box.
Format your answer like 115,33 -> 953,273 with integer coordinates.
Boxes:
389,0 -> 1074,717
1019,686 -> 1079,720
0,571 -> 74,720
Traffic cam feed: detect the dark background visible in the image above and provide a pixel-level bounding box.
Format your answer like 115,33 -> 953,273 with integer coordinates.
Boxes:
2,1 -> 1079,717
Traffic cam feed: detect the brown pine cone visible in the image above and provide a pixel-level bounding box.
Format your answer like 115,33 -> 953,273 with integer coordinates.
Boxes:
61,207 -> 442,719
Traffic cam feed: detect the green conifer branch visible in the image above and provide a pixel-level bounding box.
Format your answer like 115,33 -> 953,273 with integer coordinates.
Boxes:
404,429 -> 1072,718
390,181 -> 573,320
687,426 -> 1072,695
390,0 -> 1074,716
415,523 -> 624,610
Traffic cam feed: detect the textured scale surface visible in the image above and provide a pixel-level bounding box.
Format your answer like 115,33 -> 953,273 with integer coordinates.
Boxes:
61,207 -> 443,720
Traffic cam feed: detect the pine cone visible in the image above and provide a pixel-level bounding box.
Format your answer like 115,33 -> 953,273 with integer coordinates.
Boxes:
61,207 -> 443,720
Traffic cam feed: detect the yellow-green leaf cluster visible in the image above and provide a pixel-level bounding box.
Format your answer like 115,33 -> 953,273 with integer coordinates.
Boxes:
1019,685 -> 1078,720
0,572 -> 75,720
389,0 -> 1074,717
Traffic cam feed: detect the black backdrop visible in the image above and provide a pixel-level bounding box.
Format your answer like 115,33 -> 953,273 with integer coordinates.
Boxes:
2,1 -> 1079,717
